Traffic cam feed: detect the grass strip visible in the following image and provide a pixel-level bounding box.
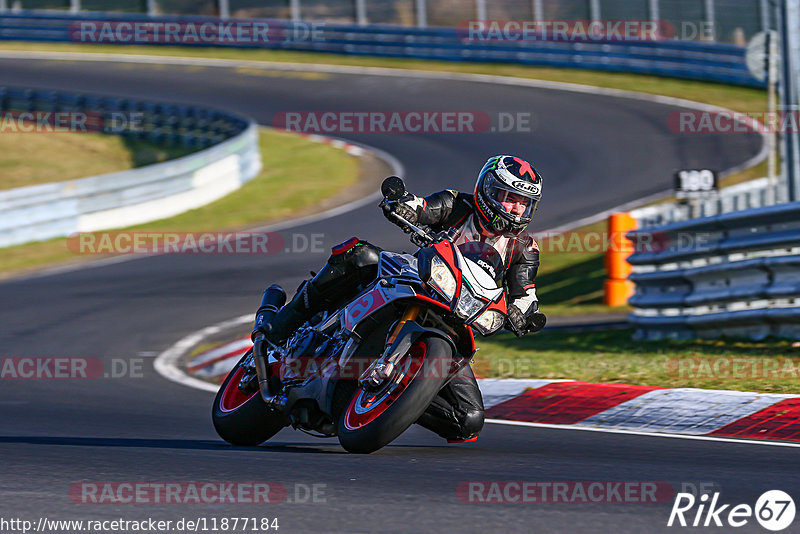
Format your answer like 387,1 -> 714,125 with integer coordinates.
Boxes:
0,128 -> 357,276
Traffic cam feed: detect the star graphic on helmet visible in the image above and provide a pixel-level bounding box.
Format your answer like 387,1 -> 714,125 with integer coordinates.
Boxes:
513,157 -> 536,180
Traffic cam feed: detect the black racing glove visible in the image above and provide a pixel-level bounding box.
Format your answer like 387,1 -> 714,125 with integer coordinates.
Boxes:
382,194 -> 420,226
505,304 -> 528,337
505,305 -> 547,337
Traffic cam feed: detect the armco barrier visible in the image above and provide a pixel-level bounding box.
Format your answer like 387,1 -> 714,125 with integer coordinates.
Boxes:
0,87 -> 261,248
625,202 -> 800,340
0,11 -> 763,87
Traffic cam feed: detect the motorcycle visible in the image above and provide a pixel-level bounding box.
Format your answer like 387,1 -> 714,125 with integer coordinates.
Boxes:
212,176 -> 511,453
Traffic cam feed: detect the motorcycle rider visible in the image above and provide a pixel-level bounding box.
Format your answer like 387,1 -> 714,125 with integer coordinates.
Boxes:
254,155 -> 545,443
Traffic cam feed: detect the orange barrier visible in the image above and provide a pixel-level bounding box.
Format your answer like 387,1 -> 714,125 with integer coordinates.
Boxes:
604,212 -> 637,306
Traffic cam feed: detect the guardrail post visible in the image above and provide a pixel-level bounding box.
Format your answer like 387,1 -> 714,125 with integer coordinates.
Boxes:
532,0 -> 543,21
147,0 -> 156,16
476,0 -> 487,22
760,0 -> 770,31
647,0 -> 661,26
704,0 -> 716,41
70,0 -> 80,12
0,0 -> 7,12
589,0 -> 601,22
355,0 -> 367,25
780,0 -> 800,201
648,0 -> 659,25
217,0 -> 230,19
604,212 -> 637,307
290,0 -> 301,22
415,0 -> 427,27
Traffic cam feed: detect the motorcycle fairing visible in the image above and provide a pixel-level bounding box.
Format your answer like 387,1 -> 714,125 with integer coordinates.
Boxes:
342,282 -> 416,333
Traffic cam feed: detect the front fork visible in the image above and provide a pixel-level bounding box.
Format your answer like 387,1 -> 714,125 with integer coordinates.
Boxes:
358,304 -> 466,392
359,304 -> 422,390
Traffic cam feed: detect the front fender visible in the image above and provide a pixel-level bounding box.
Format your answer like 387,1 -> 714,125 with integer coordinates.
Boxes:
385,321 -> 470,387
386,320 -> 457,365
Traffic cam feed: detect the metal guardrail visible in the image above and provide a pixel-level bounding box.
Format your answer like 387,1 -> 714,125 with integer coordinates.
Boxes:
0,87 -> 261,248
626,202 -> 800,340
0,0 -> 777,47
0,11 -> 764,87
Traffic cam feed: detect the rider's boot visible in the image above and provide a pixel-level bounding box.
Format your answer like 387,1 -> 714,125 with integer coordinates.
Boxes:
262,238 -> 381,345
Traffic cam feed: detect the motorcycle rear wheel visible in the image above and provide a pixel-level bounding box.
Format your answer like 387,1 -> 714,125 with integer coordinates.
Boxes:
338,336 -> 451,454
212,350 -> 286,446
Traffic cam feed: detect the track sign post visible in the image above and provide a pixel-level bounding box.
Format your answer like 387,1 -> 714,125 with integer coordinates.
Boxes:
675,169 -> 718,218
675,169 -> 718,200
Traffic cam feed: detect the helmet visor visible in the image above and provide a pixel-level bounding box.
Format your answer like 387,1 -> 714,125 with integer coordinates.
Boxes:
483,173 -> 538,220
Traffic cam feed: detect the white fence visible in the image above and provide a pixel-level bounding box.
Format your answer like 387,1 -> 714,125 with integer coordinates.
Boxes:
0,91 -> 261,248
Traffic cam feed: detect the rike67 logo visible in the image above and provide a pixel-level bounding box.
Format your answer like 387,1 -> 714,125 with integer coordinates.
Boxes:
668,490 -> 795,531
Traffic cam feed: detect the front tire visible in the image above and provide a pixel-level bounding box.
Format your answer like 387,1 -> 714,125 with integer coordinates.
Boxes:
212,350 -> 286,446
338,336 -> 451,454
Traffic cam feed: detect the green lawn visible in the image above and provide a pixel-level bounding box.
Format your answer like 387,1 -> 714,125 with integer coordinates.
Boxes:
0,131 -> 192,190
0,128 -> 358,276
475,329 -> 800,394
534,222 -> 628,317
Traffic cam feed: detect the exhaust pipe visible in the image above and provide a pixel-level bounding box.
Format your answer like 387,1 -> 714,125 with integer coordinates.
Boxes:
252,285 -> 286,404
253,284 -> 287,338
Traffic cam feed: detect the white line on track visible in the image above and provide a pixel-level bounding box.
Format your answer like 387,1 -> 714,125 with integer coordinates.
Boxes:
154,314 -> 250,394
486,419 -> 800,449
153,313 -> 800,448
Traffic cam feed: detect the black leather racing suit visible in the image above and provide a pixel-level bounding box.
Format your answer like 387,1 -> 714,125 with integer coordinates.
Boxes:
267,190 -> 540,442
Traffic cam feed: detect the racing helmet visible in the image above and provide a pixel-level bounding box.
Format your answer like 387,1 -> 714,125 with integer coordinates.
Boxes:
474,155 -> 542,236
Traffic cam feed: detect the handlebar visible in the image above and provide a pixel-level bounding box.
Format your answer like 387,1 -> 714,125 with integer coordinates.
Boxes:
380,175 -> 446,248
380,200 -> 435,248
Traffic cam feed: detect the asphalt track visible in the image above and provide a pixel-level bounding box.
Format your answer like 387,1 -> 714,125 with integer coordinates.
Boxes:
0,56 -> 788,534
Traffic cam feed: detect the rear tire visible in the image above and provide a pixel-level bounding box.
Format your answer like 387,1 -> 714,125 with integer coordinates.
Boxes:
337,336 -> 451,454
212,350 -> 286,446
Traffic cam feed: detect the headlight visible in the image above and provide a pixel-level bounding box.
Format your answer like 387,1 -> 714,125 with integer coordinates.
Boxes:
456,289 -> 485,320
473,309 -> 505,335
429,255 -> 457,300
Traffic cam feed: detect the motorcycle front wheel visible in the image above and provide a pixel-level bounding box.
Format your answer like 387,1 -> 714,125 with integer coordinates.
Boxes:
338,335 -> 451,454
